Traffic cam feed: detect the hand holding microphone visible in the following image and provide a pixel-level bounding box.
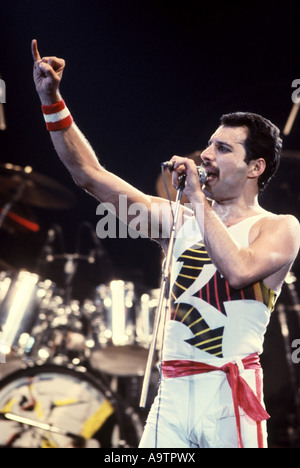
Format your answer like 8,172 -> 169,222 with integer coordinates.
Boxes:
161,159 -> 208,187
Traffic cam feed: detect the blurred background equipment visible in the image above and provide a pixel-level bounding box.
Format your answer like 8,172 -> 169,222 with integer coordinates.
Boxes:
0,212 -> 160,447
0,75 -> 6,131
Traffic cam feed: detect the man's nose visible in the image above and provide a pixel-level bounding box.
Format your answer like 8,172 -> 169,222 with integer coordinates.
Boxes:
200,146 -> 215,163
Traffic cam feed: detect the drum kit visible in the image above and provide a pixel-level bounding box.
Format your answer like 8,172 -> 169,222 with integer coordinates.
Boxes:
0,163 -> 162,448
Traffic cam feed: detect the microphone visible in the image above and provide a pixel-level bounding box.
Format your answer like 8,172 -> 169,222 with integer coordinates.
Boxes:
161,161 -> 208,184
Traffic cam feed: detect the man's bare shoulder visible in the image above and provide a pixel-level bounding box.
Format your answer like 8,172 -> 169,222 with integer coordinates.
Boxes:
256,211 -> 300,251
258,211 -> 299,229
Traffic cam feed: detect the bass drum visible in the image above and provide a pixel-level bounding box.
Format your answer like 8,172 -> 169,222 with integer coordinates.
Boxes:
0,364 -> 143,448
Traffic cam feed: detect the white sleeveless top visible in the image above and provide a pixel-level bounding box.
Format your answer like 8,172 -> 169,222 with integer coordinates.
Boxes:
162,214 -> 279,365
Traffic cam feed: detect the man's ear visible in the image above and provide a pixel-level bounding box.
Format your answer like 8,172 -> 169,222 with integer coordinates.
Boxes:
247,158 -> 266,180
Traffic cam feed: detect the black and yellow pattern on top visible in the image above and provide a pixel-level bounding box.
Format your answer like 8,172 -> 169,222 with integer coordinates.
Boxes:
170,241 -> 278,359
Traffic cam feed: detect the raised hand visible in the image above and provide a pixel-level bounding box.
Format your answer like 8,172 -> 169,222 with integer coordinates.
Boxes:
31,39 -> 65,105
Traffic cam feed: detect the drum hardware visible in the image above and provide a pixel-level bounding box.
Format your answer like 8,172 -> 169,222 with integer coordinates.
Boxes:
0,270 -> 56,357
0,412 -> 86,448
0,259 -> 15,273
0,164 -> 76,268
283,103 -> 300,136
260,152 -> 300,238
0,180 -> 177,447
39,221 -> 104,305
96,280 -> 135,347
46,253 -> 96,305
24,291 -> 92,367
88,280 -> 141,376
20,224 -> 112,368
35,224 -> 66,271
284,272 -> 300,313
0,204 -> 40,234
0,164 -> 76,359
0,248 -> 165,446
87,282 -> 162,378
0,164 -> 148,446
264,273 -> 300,448
136,289 -> 163,349
0,364 -> 143,448
0,270 -> 12,302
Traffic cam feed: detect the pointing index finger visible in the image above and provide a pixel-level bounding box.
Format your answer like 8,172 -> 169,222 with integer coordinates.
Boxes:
32,39 -> 41,62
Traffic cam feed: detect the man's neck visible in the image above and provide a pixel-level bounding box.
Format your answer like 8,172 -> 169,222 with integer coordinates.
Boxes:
211,195 -> 263,226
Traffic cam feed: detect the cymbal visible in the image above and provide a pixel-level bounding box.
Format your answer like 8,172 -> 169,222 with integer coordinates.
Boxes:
0,163 -> 76,210
156,150 -> 202,203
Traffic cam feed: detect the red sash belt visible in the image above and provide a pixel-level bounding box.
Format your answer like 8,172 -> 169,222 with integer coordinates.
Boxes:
161,353 -> 270,448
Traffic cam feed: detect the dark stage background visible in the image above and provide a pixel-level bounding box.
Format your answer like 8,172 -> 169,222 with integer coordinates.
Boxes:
0,0 -> 300,448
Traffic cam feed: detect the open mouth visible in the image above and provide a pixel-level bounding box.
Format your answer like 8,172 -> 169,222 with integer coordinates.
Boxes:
205,168 -> 219,182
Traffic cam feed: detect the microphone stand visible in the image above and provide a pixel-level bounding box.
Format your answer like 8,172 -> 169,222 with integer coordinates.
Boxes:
0,412 -> 86,447
140,174 -> 186,408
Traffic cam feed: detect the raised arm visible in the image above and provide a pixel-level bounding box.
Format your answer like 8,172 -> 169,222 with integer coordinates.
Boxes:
31,39 -> 176,241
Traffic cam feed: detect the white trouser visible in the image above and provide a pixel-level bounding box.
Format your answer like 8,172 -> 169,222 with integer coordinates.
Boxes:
139,369 -> 267,448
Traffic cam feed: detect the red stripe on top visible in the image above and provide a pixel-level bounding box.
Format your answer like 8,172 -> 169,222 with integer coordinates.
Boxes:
41,99 -> 66,115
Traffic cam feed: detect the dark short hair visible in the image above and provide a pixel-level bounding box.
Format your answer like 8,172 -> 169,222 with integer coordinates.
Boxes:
220,112 -> 282,191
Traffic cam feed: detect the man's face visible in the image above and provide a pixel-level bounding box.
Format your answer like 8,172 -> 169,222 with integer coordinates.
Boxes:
200,125 -> 250,202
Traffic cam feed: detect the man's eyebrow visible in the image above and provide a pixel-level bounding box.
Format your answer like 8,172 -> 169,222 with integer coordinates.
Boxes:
208,139 -> 234,150
208,138 -> 245,150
